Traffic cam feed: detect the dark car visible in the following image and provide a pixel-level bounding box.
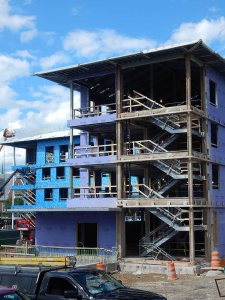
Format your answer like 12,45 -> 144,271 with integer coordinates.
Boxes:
71,269 -> 167,299
0,285 -> 30,300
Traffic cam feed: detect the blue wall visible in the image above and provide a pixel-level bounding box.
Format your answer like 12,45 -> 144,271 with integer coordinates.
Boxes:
35,211 -> 116,249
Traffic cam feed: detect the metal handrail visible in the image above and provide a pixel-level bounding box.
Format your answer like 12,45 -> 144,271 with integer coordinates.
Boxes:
73,185 -> 117,198
74,143 -> 117,158
74,103 -> 116,118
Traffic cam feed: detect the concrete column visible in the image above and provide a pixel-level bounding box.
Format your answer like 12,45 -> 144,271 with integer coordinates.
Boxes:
69,82 -> 74,199
80,132 -> 89,197
186,54 -> 195,264
200,66 -> 211,260
116,210 -> 125,258
116,64 -> 124,199
115,64 -> 125,257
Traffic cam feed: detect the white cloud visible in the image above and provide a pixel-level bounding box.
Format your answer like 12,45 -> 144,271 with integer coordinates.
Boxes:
20,27 -> 38,42
0,55 -> 30,84
166,17 -> 225,45
0,0 -> 37,41
0,85 -> 80,139
15,50 -> 35,60
63,29 -> 156,58
39,52 -> 70,69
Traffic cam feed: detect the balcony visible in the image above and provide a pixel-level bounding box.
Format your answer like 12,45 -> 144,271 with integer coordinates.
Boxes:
67,185 -> 118,209
68,103 -> 116,130
68,143 -> 117,166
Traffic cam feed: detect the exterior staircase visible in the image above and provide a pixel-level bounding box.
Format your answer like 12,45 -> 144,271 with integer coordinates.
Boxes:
139,207 -> 205,260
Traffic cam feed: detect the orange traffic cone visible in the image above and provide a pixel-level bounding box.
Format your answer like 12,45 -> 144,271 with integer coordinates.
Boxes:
167,261 -> 177,280
96,262 -> 106,271
211,251 -> 221,268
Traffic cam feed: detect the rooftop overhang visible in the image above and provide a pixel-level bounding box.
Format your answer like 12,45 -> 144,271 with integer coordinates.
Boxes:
34,40 -> 225,90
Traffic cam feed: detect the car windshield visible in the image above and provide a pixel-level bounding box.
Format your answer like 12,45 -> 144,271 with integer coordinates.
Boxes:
72,270 -> 124,295
0,291 -> 30,300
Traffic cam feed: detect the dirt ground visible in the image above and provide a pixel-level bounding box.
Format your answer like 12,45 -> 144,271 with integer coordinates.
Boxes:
113,271 -> 225,299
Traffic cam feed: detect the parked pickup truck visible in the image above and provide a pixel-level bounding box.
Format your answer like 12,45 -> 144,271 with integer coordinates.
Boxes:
0,265 -> 167,299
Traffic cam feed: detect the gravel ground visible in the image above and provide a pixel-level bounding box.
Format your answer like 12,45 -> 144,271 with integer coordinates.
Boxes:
113,272 -> 225,299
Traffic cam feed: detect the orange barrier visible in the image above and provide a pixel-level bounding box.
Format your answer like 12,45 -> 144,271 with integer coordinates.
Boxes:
167,261 -> 177,280
96,262 -> 106,271
211,251 -> 221,268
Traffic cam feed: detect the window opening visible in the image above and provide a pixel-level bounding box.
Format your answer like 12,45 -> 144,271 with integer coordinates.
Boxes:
57,167 -> 65,179
45,189 -> 53,201
46,146 -> 54,163
42,168 -> 51,180
60,145 -> 68,162
209,80 -> 217,105
212,164 -> 219,189
77,223 -> 97,248
60,188 -> 68,200
73,168 -> 79,178
211,122 -> 218,147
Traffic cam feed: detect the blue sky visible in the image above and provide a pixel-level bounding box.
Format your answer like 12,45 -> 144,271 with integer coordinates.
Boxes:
1,0 -> 225,168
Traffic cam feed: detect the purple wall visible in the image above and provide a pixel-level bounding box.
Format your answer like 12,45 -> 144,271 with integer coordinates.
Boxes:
35,211 -> 116,249
206,67 -> 225,255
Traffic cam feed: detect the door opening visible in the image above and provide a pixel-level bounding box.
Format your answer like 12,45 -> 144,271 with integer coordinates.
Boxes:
77,223 -> 98,248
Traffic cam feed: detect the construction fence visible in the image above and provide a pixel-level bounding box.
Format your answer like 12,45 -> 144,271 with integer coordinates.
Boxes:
0,244 -> 118,266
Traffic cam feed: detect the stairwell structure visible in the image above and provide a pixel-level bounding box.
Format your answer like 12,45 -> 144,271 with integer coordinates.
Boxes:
3,40 -> 225,263
35,40 -> 225,262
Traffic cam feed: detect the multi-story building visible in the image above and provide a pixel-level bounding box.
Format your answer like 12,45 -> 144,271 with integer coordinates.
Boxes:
3,40 -> 225,263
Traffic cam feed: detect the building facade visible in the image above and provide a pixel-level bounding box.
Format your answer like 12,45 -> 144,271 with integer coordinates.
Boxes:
4,40 -> 225,263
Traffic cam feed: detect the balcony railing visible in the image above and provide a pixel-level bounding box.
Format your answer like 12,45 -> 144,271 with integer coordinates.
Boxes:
74,103 -> 116,118
74,185 -> 117,198
74,143 -> 117,158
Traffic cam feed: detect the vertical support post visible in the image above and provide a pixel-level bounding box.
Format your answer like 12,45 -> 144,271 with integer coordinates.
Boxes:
69,82 -> 74,199
12,147 -> 16,229
149,64 -> 154,99
116,64 -> 124,199
115,64 -> 125,258
186,54 -> 195,264
200,66 -> 211,260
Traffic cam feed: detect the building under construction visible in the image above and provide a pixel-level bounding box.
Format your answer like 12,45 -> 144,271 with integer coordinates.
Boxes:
3,40 -> 225,263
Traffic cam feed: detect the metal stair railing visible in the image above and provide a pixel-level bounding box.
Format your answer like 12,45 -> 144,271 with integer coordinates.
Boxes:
24,173 -> 36,184
152,207 -> 186,225
20,213 -> 35,228
127,183 -> 163,199
15,170 -> 36,185
153,159 -> 183,176
140,244 -> 176,261
150,116 -> 181,132
151,175 -> 178,195
23,190 -> 36,205
139,223 -> 169,245
123,90 -> 182,130
125,139 -> 183,175
139,225 -> 177,253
